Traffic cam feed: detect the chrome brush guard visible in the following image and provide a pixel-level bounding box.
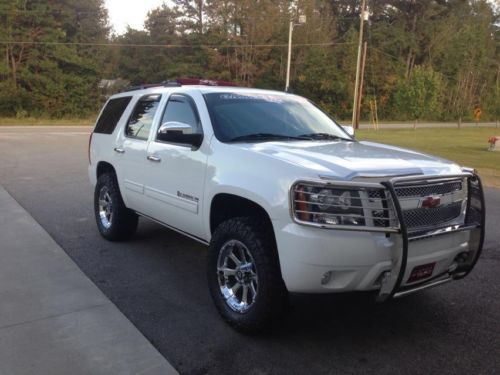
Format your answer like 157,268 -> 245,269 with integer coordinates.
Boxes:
376,171 -> 485,301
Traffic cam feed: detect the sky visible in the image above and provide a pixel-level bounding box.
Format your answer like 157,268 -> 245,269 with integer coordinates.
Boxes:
105,0 -> 500,35
105,0 -> 166,35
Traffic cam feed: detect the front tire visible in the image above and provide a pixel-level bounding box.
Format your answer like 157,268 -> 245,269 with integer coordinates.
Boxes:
94,173 -> 138,241
208,217 -> 288,333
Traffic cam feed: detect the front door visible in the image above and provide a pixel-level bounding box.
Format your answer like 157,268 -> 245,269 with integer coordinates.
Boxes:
143,93 -> 208,239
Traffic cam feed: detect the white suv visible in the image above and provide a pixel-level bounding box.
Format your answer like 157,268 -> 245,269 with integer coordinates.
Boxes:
88,81 -> 485,332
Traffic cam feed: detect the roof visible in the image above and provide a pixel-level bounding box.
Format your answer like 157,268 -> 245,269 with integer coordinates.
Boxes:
110,85 -> 289,99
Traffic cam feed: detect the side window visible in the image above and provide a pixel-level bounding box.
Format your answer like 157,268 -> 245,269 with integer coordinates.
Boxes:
94,96 -> 132,134
159,95 -> 201,136
126,94 -> 162,140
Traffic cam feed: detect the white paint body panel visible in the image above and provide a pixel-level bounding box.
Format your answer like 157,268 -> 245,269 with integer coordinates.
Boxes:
89,86 -> 471,293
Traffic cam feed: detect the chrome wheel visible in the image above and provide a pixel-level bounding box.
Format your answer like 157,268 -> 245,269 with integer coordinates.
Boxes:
98,186 -> 113,229
217,240 -> 258,313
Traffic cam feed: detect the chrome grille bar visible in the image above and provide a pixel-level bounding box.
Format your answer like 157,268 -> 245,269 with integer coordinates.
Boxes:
294,200 -> 394,211
295,210 -> 393,221
294,190 -> 389,202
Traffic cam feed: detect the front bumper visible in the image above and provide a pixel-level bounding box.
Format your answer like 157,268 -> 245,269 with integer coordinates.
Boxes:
275,172 -> 485,299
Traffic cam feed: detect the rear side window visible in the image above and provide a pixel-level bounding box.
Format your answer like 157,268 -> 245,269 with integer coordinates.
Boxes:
94,97 -> 132,134
126,94 -> 162,140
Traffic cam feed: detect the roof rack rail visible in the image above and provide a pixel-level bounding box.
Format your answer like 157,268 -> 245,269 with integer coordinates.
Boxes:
122,77 -> 238,93
124,80 -> 180,92
176,77 -> 238,87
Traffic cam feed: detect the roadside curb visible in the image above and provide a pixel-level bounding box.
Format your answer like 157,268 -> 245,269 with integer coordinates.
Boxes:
0,185 -> 178,375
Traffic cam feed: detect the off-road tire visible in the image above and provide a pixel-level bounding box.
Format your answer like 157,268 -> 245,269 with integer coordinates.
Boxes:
208,217 -> 288,333
94,172 -> 138,241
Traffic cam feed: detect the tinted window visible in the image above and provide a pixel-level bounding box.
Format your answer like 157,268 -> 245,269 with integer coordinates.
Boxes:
126,94 -> 162,140
204,93 -> 349,142
160,95 -> 200,133
94,97 -> 132,134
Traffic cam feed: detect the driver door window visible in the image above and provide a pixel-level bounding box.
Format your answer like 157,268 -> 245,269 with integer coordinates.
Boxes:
158,95 -> 202,140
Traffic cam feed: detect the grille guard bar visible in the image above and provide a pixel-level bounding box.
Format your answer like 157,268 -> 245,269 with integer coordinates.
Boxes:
376,172 -> 486,301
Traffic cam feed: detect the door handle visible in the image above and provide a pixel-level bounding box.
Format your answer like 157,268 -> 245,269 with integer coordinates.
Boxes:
114,147 -> 125,154
147,155 -> 161,162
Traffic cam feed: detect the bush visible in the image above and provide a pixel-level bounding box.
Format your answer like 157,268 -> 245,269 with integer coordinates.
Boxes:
392,66 -> 444,122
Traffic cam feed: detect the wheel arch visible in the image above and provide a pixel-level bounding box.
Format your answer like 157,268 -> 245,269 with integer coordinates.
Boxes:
209,193 -> 286,290
209,193 -> 274,236
96,161 -> 116,179
209,192 -> 283,265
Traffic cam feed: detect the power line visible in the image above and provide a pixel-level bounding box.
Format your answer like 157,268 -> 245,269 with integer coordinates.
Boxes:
0,40 -> 355,49
0,8 -> 361,20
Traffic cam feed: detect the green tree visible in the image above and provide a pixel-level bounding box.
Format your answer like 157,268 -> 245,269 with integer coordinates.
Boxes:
173,0 -> 205,35
393,66 -> 444,125
1,0 -> 498,121
0,0 -> 109,117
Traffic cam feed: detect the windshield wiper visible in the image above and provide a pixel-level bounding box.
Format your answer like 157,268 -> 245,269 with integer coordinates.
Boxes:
297,133 -> 353,141
229,133 -> 312,143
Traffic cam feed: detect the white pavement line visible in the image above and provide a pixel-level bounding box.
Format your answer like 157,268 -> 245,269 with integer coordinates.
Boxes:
0,185 -> 178,375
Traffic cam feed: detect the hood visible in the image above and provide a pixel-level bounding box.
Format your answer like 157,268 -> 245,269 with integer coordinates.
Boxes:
239,140 -> 461,180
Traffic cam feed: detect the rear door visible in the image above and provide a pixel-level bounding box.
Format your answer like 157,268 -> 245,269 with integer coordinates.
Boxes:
142,93 -> 208,239
90,95 -> 132,185
113,93 -> 162,210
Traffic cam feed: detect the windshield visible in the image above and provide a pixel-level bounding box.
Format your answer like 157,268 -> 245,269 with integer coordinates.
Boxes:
204,92 -> 352,143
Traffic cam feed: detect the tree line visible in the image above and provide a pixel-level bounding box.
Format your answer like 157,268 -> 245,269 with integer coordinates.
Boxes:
0,0 -> 498,122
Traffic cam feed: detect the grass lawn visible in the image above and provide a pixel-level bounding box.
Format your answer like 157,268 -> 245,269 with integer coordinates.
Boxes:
357,128 -> 500,188
0,117 -> 93,126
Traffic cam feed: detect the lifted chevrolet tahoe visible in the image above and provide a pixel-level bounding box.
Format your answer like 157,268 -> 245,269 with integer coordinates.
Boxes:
88,80 -> 485,332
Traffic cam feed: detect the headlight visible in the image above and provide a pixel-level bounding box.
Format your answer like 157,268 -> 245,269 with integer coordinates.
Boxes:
291,181 -> 397,231
311,189 -> 353,212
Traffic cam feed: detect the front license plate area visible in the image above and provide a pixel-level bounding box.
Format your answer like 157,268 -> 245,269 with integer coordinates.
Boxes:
407,262 -> 436,283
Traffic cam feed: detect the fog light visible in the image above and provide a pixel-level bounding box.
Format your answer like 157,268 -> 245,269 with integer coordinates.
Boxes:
321,271 -> 332,285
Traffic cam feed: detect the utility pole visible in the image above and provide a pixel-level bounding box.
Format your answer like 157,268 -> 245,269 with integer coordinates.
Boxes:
285,15 -> 306,92
352,0 -> 367,130
496,65 -> 499,128
355,41 -> 368,128
285,20 -> 293,92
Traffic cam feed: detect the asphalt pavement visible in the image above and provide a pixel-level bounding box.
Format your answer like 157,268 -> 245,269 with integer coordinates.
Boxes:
0,126 -> 499,375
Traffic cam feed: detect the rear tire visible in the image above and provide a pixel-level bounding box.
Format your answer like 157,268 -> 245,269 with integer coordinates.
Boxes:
208,217 -> 288,333
94,172 -> 138,241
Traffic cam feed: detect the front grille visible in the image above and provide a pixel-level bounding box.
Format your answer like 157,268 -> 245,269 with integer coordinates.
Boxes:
403,201 -> 463,230
395,181 -> 462,198
394,179 -> 466,233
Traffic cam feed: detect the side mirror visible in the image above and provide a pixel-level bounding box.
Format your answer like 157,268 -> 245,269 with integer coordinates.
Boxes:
342,125 -> 355,137
159,121 -> 193,135
157,121 -> 203,148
